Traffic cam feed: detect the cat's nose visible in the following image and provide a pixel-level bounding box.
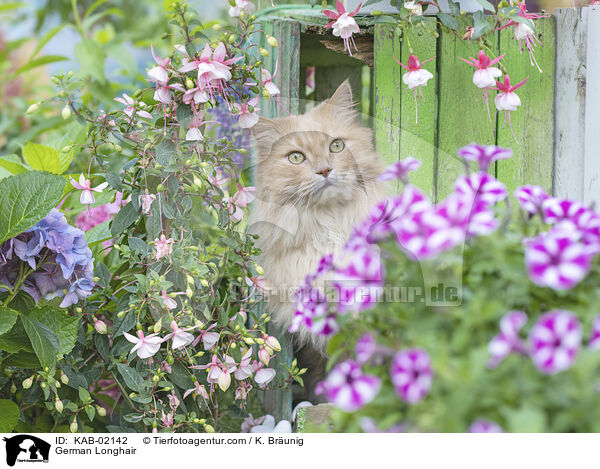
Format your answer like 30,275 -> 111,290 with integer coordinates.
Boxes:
316,167 -> 333,178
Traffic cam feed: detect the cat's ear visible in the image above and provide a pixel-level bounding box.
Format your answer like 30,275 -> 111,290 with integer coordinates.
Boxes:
252,117 -> 280,156
326,79 -> 354,110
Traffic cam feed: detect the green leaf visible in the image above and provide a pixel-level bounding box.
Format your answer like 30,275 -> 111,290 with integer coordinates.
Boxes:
0,306 -> 18,335
0,155 -> 28,175
474,0 -> 496,13
472,11 -> 494,39
4,351 -> 40,368
116,363 -> 148,392
438,13 -> 458,30
128,236 -> 148,256
21,314 -> 58,372
85,405 -> 96,422
27,306 -> 80,357
79,386 -> 91,402
111,202 -> 140,237
0,171 -> 66,244
94,261 -> 111,288
447,0 -> 460,15
23,142 -> 73,175
0,399 -> 20,432
156,140 -> 176,166
85,219 -> 112,246
30,24 -> 65,59
15,55 -> 68,75
0,319 -> 33,353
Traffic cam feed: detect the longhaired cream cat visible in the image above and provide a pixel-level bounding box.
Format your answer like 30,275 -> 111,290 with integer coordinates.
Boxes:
249,81 -> 385,396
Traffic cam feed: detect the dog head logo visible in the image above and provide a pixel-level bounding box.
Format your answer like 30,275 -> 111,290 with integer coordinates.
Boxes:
3,435 -> 51,466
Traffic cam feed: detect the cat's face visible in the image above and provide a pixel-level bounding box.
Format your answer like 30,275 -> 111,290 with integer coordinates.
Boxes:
252,81 -> 383,208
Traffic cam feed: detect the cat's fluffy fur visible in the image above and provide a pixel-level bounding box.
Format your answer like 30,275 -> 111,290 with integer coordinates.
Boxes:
249,81 -> 385,358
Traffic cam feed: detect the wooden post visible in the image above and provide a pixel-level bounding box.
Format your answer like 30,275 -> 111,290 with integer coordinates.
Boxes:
554,6 -> 600,205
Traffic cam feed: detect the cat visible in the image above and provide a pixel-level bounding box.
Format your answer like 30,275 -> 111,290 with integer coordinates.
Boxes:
249,80 -> 385,399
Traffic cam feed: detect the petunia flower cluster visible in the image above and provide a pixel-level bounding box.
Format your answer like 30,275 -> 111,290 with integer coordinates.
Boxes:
0,209 -> 95,307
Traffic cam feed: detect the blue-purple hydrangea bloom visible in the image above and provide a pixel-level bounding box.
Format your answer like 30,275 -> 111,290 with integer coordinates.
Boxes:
0,209 -> 95,307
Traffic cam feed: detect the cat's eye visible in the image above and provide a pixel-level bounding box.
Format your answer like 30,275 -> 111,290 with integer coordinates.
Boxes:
287,151 -> 306,165
329,139 -> 345,153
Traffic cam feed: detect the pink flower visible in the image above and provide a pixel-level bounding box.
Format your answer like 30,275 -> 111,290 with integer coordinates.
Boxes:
541,197 -> 586,225
147,45 -> 170,84
395,208 -> 457,260
524,229 -> 591,290
390,348 -> 433,404
588,315 -> 600,350
232,185 -> 256,208
191,325 -> 219,351
377,157 -> 421,183
153,81 -> 185,105
515,185 -> 550,214
139,191 -> 157,215
316,360 -> 380,412
457,144 -> 512,173
191,354 -> 222,384
290,283 -> 336,336
161,410 -> 173,428
224,197 -> 244,221
355,333 -> 376,364
167,390 -> 180,410
254,366 -> 276,387
163,320 -> 198,349
234,349 -> 254,380
228,0 -> 255,17
241,414 -> 266,433
323,1 -> 362,56
460,50 -> 504,89
160,290 -> 177,310
233,97 -> 260,129
208,169 -> 230,188
500,3 -> 547,72
114,93 -> 153,119
260,67 -> 280,97
495,75 -> 528,140
529,310 -> 582,374
183,381 -> 209,400
487,311 -> 528,368
123,330 -> 163,359
70,174 -> 108,206
469,420 -> 503,433
185,114 -> 205,142
154,234 -> 174,260
454,172 -> 508,206
394,54 -> 435,124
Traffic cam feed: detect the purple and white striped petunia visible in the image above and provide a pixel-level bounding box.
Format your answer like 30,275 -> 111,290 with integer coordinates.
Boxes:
469,420 -> 504,433
457,144 -> 512,173
355,333 -> 377,365
542,197 -> 586,225
332,246 -> 384,313
454,172 -> 508,207
289,282 -> 333,335
377,157 -> 422,183
390,348 -> 433,404
514,185 -> 550,215
524,229 -> 592,290
488,310 -> 528,368
588,315 -> 600,350
316,360 -> 381,412
529,310 -> 582,375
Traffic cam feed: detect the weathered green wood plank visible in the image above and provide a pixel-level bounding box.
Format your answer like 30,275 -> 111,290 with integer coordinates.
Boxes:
496,17 -> 556,195
399,25 -> 437,200
436,28 -> 498,200
374,24 -> 401,168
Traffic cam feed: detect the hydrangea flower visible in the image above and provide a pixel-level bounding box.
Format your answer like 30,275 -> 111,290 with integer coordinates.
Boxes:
514,185 -> 550,214
0,209 -> 94,308
524,229 -> 591,290
316,360 -> 381,412
457,144 -> 512,173
390,348 -> 433,404
488,310 -> 528,368
529,310 -> 582,374
469,420 -> 503,433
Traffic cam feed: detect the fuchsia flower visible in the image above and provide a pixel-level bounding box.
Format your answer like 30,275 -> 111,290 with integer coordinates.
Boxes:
588,315 -> 600,350
114,93 -> 153,119
377,157 -> 421,183
233,97 -> 260,129
494,75 -> 528,141
147,45 -> 170,84
469,420 -> 503,433
139,191 -> 157,215
515,185 -> 550,214
191,354 -> 222,384
500,2 -> 546,72
70,174 -> 108,207
457,144 -> 512,173
394,54 -> 435,124
209,169 -> 230,188
260,67 -> 280,97
487,311 -> 528,368
183,381 -> 209,400
160,290 -> 177,310
254,363 -> 276,387
529,310 -> 582,374
524,229 -> 592,290
232,184 -> 256,208
234,349 -> 253,380
323,1 -> 362,56
390,348 -> 433,404
191,326 -> 220,351
460,51 -> 505,119
163,321 -> 199,349
123,330 -> 163,359
316,360 -> 381,412
185,114 -> 205,142
228,0 -> 255,18
154,234 -> 174,260
461,50 -> 505,89
153,81 -> 185,105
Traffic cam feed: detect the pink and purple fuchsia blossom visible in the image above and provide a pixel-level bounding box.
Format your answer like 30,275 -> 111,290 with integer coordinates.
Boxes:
529,310 -> 582,375
315,360 -> 381,412
0,209 -> 94,307
390,348 -> 433,404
